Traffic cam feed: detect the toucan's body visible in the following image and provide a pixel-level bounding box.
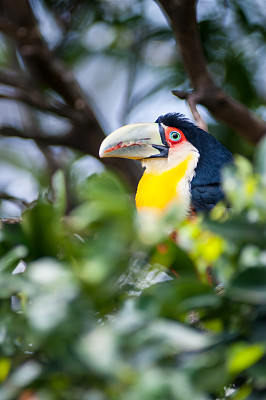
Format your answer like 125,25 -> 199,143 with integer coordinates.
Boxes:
99,113 -> 232,216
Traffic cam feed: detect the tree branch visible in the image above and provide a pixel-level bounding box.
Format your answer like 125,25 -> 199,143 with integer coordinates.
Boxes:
0,88 -> 86,122
0,192 -> 31,209
0,125 -> 143,185
0,126 -> 69,145
0,0 -> 141,188
156,0 -> 266,143
0,217 -> 22,224
0,69 -> 31,91
0,69 -> 83,121
0,17 -> 18,37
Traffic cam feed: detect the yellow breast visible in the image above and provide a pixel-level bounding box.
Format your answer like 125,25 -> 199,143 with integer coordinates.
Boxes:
135,156 -> 192,212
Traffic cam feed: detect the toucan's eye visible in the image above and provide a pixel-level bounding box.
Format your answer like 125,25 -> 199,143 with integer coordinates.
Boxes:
169,131 -> 181,141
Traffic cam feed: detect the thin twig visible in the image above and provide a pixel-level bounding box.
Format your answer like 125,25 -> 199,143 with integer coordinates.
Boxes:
0,192 -> 31,209
0,89 -> 85,123
187,96 -> 208,132
172,90 -> 208,131
0,218 -> 22,224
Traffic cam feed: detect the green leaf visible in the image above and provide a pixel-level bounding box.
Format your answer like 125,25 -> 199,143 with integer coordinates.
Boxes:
229,267 -> 266,304
227,342 -> 265,375
52,170 -> 66,217
0,246 -> 28,273
255,135 -> 266,181
204,217 -> 266,246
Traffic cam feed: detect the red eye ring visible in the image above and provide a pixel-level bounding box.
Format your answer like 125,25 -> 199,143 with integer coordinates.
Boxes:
164,126 -> 186,146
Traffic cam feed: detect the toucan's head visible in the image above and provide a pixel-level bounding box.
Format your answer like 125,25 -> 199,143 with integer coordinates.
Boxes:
99,113 -> 233,214
99,113 -> 232,184
99,113 -> 193,161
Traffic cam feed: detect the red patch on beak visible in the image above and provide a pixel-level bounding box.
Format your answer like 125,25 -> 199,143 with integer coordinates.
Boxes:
103,138 -> 151,155
104,142 -> 124,154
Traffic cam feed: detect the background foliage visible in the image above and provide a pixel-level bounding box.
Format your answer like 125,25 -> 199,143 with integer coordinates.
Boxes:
0,0 -> 266,399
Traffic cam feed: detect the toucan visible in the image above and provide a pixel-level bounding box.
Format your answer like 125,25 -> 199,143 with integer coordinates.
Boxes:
99,113 -> 233,216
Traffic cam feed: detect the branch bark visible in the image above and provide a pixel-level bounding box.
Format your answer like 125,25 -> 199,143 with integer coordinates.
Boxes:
156,0 -> 266,143
0,125 -> 143,184
0,89 -> 85,122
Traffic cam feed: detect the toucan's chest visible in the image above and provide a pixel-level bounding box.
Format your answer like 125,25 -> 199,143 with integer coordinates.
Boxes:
135,154 -> 196,213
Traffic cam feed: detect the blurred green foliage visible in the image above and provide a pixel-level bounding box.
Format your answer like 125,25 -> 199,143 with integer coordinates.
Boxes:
1,1 -> 266,399
1,137 -> 266,400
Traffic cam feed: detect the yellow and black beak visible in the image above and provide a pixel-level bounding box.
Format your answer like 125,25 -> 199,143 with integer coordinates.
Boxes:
99,123 -> 168,160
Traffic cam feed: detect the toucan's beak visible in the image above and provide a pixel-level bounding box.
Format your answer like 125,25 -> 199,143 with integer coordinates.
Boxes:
99,123 -> 168,160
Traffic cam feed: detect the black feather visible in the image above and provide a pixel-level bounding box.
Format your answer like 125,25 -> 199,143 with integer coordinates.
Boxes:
191,183 -> 225,212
